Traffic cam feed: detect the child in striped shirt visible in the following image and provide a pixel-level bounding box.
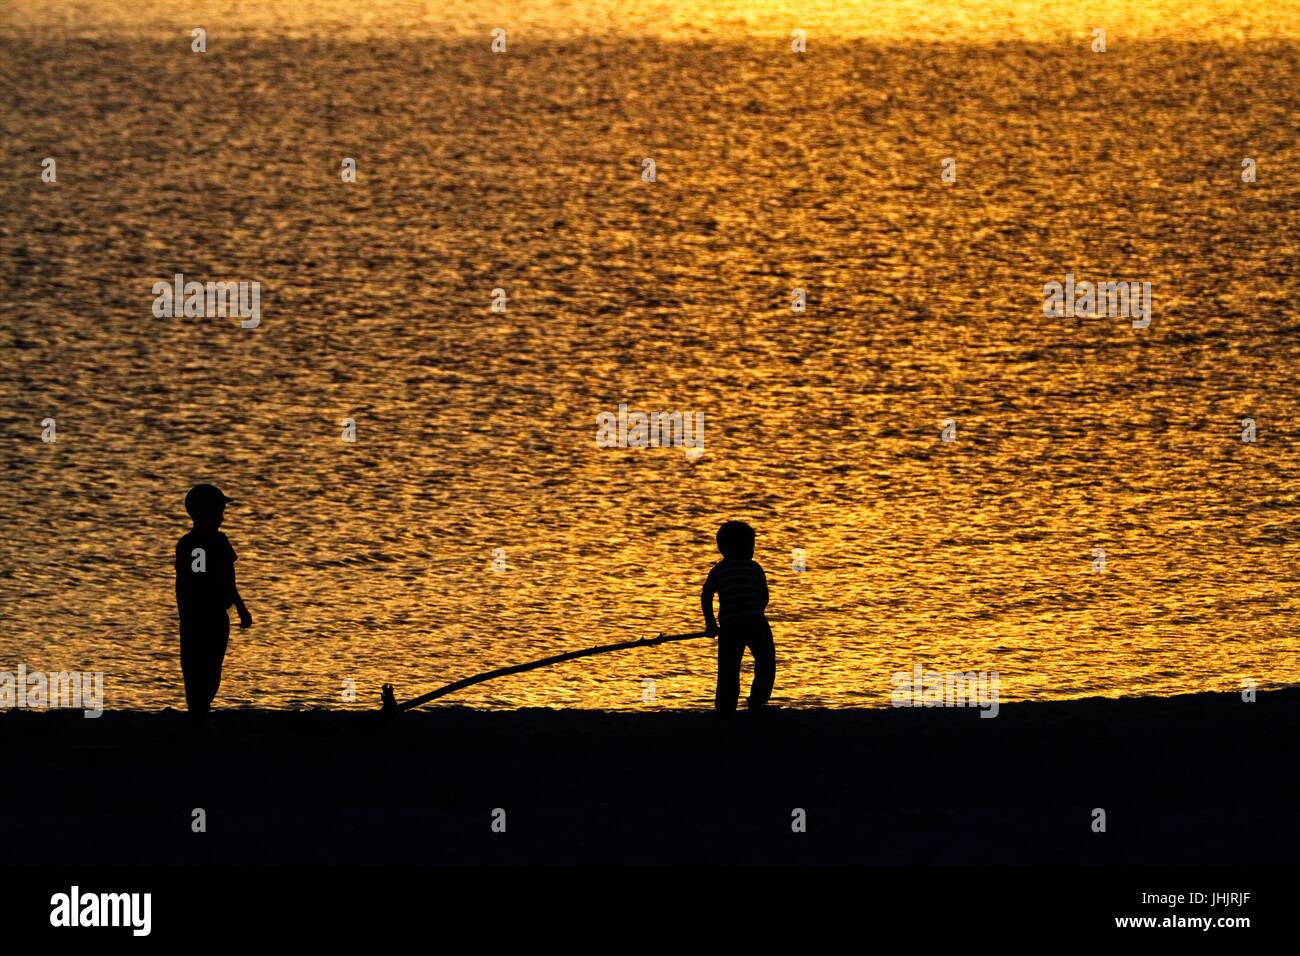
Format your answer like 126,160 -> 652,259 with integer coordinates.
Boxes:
701,521 -> 776,713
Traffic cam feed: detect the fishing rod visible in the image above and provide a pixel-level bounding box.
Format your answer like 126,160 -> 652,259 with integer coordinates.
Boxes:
380,629 -> 711,715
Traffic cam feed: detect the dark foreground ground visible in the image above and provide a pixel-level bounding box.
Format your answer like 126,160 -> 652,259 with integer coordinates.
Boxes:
3,689 -> 1298,865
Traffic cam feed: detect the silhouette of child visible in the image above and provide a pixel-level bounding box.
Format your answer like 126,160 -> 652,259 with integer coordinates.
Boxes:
701,521 -> 775,713
175,483 -> 252,723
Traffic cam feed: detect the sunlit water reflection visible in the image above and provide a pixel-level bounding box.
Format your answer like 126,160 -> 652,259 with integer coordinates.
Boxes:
2,2 -> 1298,709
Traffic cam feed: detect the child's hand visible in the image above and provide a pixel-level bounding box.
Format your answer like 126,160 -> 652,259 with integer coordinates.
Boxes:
704,622 -> 718,638
238,608 -> 253,629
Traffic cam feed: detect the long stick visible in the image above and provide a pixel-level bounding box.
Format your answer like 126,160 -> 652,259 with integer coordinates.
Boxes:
381,630 -> 709,714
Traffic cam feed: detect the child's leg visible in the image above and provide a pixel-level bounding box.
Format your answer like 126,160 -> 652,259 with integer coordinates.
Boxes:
205,620 -> 230,709
179,623 -> 208,721
180,618 -> 229,721
746,618 -> 776,709
715,629 -> 744,713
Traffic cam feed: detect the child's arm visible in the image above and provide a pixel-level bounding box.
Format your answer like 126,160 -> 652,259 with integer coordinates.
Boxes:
231,570 -> 253,629
700,572 -> 718,636
224,537 -> 252,628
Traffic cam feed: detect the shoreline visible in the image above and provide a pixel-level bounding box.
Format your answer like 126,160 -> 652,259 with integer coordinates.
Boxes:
4,688 -> 1298,865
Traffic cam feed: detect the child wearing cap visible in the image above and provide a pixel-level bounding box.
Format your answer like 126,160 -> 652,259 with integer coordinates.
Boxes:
701,520 -> 776,713
175,483 -> 252,724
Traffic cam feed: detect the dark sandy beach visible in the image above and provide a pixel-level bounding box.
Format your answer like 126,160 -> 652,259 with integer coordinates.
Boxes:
3,689 -> 1297,865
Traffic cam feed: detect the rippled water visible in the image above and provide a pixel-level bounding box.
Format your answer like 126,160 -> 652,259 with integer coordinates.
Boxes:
2,2 -> 1299,710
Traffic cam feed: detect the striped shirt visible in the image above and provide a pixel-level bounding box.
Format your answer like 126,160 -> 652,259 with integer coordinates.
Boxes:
704,558 -> 769,623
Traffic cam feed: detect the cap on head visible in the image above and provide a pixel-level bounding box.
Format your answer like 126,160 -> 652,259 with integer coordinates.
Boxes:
716,520 -> 755,559
185,483 -> 233,521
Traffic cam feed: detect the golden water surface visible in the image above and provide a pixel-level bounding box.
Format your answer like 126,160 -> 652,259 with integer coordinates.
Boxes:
2,1 -> 1298,709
